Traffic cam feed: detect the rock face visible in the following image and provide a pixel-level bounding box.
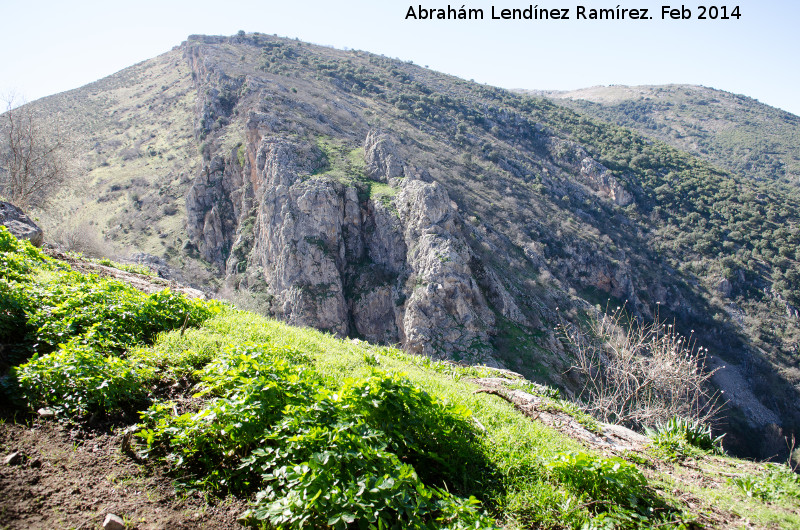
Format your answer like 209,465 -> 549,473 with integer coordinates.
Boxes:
579,157 -> 633,207
186,151 -> 251,270
0,202 -> 43,247
187,128 -> 498,364
394,179 -> 496,363
364,130 -> 404,183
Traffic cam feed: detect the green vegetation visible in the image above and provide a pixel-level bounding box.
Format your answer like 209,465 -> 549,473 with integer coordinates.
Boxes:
729,463 -> 800,501
94,256 -> 155,276
3,228 -> 800,527
645,417 -> 725,461
552,85 -> 800,185
9,33 -> 800,526
545,451 -> 665,525
0,226 -> 219,413
28,32 -> 800,457
313,137 -> 398,208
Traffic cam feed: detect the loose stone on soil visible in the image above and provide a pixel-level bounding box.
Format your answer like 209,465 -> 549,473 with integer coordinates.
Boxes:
4,451 -> 22,465
103,513 -> 125,530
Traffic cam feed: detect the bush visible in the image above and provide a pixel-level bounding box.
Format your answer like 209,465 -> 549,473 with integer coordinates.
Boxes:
28,275 -> 219,353
645,416 -> 724,459
1,226 -> 221,417
561,305 -> 722,430
730,464 -> 800,501
546,451 -> 649,513
14,341 -> 154,415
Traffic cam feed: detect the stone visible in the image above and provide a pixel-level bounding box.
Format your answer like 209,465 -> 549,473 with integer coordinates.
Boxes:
579,157 -> 633,206
37,407 -> 55,418
0,201 -> 44,246
716,277 -> 733,298
4,452 -> 22,465
103,513 -> 125,530
364,130 -> 404,182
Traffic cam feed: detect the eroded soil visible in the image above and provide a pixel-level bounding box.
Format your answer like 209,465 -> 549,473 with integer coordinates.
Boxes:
0,414 -> 247,529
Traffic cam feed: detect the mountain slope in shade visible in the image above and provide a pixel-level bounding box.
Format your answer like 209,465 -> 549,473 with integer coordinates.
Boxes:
11,34 -> 800,460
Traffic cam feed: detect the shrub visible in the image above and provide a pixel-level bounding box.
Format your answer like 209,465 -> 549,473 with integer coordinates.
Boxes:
27,274 -> 219,353
561,305 -> 722,430
14,340 -> 154,415
730,464 -> 800,501
138,343 -> 496,528
546,451 -> 650,513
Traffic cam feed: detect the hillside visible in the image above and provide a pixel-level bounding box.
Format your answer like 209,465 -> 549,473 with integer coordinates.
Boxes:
533,84 -> 800,185
1,230 -> 799,529
5,34 -> 800,460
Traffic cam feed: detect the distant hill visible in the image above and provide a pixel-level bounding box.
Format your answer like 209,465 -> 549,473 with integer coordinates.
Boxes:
530,84 -> 800,184
7,35 -> 799,459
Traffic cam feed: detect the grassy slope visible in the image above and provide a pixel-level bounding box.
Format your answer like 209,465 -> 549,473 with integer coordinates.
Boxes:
2,231 -> 799,528
21,47 -> 212,281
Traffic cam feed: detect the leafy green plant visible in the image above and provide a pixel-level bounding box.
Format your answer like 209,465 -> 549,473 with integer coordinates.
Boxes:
645,416 -> 724,458
28,275 -> 220,353
1,228 -> 222,417
546,451 -> 653,516
730,464 -> 800,501
13,340 -> 154,416
138,343 -> 496,528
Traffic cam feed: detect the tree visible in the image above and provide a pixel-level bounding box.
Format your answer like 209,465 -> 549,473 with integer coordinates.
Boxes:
0,96 -> 67,208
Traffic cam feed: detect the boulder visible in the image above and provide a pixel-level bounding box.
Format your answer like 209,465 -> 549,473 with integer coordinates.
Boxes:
0,201 -> 43,246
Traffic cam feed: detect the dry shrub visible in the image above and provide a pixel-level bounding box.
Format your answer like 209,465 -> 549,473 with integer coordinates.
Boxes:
49,221 -> 116,258
561,305 -> 723,430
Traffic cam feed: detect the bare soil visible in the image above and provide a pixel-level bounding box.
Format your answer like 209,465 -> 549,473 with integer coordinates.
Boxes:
0,412 -> 248,529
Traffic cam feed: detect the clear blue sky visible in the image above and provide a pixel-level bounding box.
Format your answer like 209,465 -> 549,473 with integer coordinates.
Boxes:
2,1 -> 798,115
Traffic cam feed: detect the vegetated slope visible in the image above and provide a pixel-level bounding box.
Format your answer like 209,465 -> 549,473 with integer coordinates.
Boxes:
534,84 -> 800,185
2,229 -> 799,529
18,46 -> 216,285
12,34 -> 800,459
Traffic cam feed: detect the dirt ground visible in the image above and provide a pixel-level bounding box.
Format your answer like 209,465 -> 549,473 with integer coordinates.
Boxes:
0,412 -> 248,529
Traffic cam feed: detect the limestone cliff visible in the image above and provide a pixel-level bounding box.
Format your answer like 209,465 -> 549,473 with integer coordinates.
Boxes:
188,125 -> 499,364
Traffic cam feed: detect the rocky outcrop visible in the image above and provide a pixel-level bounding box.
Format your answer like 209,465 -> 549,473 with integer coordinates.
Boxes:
364,130 -> 404,183
395,179 -> 497,363
250,149 -> 352,335
191,128 -> 501,364
185,151 -> 251,270
0,202 -> 43,247
579,157 -> 633,207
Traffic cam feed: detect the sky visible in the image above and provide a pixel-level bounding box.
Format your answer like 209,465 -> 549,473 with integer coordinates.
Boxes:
1,1 -> 798,115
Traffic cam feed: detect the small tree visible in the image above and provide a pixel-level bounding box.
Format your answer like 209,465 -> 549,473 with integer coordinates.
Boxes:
0,96 -> 67,208
561,304 -> 723,430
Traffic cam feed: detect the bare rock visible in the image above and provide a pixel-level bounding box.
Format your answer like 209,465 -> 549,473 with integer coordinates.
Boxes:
580,157 -> 633,207
250,140 -> 350,336
3,451 -> 22,466
185,153 -> 244,270
396,179 -> 497,364
716,277 -> 733,298
103,513 -> 125,530
0,201 -> 43,247
364,130 -> 404,182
